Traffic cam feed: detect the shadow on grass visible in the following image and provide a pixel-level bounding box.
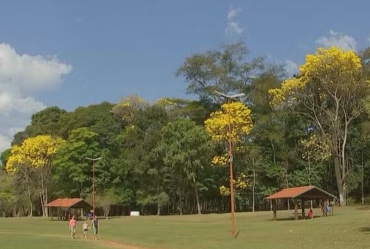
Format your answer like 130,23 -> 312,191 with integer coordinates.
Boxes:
267,216 -> 324,221
359,227 -> 370,233
98,216 -> 121,220
235,231 -> 241,238
357,206 -> 370,211
50,216 -> 121,222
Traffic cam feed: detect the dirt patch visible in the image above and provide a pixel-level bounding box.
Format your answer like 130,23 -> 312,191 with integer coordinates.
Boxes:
0,230 -> 157,249
93,238 -> 159,249
102,240 -> 142,249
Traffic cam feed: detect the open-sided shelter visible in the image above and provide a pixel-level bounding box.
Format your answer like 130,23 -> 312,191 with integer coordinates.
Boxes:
265,186 -> 336,220
46,198 -> 92,221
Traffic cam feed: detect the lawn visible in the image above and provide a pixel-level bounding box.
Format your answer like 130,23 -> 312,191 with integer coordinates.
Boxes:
0,206 -> 369,249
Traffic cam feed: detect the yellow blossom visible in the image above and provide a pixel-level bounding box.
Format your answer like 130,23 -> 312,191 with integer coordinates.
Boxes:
6,135 -> 65,173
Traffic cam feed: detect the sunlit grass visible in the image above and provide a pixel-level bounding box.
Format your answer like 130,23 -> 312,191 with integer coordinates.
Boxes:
0,206 -> 368,249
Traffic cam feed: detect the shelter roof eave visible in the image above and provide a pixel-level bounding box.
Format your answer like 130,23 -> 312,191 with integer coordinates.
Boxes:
264,186 -> 337,200
45,198 -> 92,208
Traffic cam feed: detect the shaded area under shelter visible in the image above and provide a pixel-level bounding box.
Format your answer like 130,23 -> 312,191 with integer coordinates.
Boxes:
46,198 -> 92,221
265,186 -> 336,220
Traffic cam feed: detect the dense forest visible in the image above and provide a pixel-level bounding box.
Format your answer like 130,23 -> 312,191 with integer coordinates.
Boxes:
1,42 -> 370,217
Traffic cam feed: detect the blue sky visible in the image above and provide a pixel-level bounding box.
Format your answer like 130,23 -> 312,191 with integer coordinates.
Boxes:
0,0 -> 369,151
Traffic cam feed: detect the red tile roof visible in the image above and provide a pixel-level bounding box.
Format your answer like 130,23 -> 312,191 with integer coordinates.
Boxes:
265,186 -> 315,200
45,198 -> 90,208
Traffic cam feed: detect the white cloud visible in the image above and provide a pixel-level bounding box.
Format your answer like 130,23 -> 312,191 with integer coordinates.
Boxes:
0,43 -> 72,153
316,30 -> 357,52
225,6 -> 242,36
0,134 -> 11,155
284,60 -> 299,76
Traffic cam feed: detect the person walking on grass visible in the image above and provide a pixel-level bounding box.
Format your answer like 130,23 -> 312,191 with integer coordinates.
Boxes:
81,220 -> 89,239
69,215 -> 77,239
91,215 -> 99,240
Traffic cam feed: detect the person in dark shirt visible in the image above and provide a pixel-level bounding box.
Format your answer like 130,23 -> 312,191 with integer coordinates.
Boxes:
91,216 -> 99,240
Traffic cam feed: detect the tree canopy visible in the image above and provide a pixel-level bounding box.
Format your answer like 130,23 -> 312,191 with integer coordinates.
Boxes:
1,42 -> 369,218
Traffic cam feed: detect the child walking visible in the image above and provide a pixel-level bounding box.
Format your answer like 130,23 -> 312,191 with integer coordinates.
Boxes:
82,220 -> 89,239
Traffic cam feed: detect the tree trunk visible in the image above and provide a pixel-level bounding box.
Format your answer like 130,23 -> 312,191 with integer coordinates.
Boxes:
179,189 -> 183,215
307,156 -> 313,209
334,155 -> 346,206
157,203 -> 161,216
362,151 -> 364,205
193,178 -> 201,215
104,207 -> 110,220
285,169 -> 290,210
45,188 -> 48,217
252,159 -> 256,212
270,200 -> 272,211
270,140 -> 276,164
40,173 -> 48,217
27,188 -> 33,217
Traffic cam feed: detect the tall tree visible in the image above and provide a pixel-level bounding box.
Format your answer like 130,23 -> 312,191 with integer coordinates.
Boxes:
205,101 -> 253,168
53,127 -> 101,197
61,101 -> 123,145
204,101 -> 253,211
11,107 -> 67,145
161,118 -> 213,214
6,135 -> 65,216
269,47 -> 370,205
95,188 -> 122,219
176,41 -> 266,102
111,96 -> 171,213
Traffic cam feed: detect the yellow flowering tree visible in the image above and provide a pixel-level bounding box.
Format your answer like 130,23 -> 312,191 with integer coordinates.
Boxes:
299,133 -> 331,185
219,173 -> 250,196
6,135 -> 65,216
155,98 -> 177,107
300,134 -> 331,162
205,101 -> 253,196
111,94 -> 150,124
205,101 -> 253,164
268,46 -> 370,206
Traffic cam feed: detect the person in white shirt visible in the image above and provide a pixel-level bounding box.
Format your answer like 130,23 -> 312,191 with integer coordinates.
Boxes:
82,220 -> 89,239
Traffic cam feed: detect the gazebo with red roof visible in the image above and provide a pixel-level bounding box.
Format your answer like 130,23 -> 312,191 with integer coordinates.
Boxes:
265,186 -> 336,221
46,198 -> 92,221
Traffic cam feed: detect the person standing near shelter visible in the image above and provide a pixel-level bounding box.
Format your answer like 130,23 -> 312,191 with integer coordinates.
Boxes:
69,215 -> 77,239
91,215 -> 99,240
308,208 -> 314,219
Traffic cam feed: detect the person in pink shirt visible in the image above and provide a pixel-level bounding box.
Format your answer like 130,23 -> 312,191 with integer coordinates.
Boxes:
69,215 -> 77,239
308,209 -> 314,219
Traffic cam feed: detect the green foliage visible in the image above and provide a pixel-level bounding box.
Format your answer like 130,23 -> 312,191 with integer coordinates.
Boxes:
11,107 -> 67,146
0,148 -> 11,167
176,41 -> 267,100
53,127 -> 101,197
95,188 -> 122,219
4,43 -> 370,218
0,172 -> 16,212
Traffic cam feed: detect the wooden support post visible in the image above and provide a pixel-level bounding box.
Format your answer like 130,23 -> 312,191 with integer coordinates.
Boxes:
301,200 -> 305,219
323,199 -> 327,217
331,201 -> 334,215
272,199 -> 277,221
294,199 -> 298,220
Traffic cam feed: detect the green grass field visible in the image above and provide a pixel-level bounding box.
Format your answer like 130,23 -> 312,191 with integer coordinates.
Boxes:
0,206 -> 369,249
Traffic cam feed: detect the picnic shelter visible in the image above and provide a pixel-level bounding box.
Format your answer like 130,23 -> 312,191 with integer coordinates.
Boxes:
46,198 -> 92,221
265,186 -> 336,220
